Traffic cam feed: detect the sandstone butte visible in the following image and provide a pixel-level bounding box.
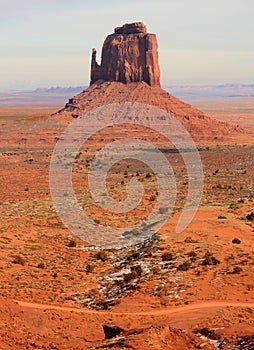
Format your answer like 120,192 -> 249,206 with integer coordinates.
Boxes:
90,22 -> 160,86
54,22 -> 242,143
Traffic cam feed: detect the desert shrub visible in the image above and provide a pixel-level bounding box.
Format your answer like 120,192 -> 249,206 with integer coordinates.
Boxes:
232,238 -> 241,244
232,266 -> 243,274
149,195 -> 156,202
131,264 -> 143,276
226,253 -> 235,261
95,250 -> 108,262
86,263 -> 95,273
12,255 -> 25,266
203,251 -> 212,259
218,215 -> 227,219
202,252 -> 220,266
187,251 -> 197,258
145,172 -> 152,178
152,266 -> 160,274
202,257 -> 220,266
246,212 -> 254,221
177,260 -> 191,271
159,207 -> 168,214
161,252 -> 174,261
123,265 -> 143,282
103,325 -> 123,339
184,236 -> 196,243
67,239 -> 77,248
128,251 -> 140,260
187,250 -> 198,262
37,262 -> 45,269
123,271 -> 137,282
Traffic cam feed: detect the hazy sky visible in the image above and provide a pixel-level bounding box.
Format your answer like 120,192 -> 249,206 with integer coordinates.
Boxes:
0,0 -> 253,90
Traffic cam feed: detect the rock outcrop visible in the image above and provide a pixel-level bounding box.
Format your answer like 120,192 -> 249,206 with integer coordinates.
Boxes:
52,22 -> 244,144
90,22 -> 160,87
58,81 -> 242,143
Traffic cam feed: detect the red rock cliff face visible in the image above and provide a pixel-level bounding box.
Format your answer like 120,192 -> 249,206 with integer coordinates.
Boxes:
90,22 -> 160,87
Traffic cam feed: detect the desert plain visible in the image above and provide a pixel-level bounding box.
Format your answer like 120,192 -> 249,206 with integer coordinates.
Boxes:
0,95 -> 253,350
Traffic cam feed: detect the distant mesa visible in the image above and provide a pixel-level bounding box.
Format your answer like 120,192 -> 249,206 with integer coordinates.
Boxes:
90,22 -> 160,87
34,86 -> 85,94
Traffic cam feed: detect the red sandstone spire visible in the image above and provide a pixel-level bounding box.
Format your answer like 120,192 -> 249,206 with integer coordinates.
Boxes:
90,22 -> 161,87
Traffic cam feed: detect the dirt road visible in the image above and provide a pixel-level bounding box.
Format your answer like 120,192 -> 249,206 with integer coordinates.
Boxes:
14,299 -> 254,316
